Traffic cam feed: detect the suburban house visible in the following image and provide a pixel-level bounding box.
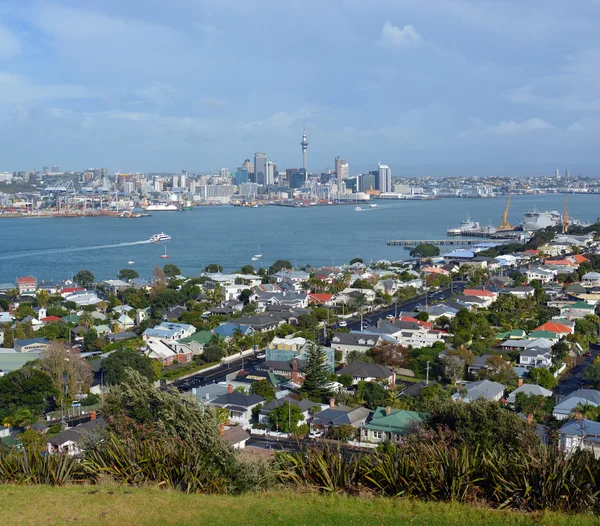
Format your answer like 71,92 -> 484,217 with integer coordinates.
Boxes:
360,407 -> 424,443
506,383 -> 553,405
258,396 -> 322,427
518,347 -> 553,370
582,272 -> 600,287
308,293 -> 335,306
558,419 -> 600,458
142,322 -> 196,341
311,402 -> 371,433
330,332 -> 381,362
272,270 -> 310,284
16,276 -> 37,295
525,268 -> 555,283
462,288 -> 498,307
14,338 -> 50,353
46,415 -> 105,455
175,331 -> 221,356
221,426 -> 251,449
212,323 -> 255,339
337,362 -> 396,386
210,386 -> 264,428
553,389 -> 600,420
452,380 -> 506,403
533,321 -> 573,336
257,358 -> 305,384
144,338 -> 193,366
560,301 -> 595,320
192,384 -> 230,405
506,286 -> 535,298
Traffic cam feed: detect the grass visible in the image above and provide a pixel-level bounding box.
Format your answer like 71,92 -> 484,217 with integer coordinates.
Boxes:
396,375 -> 421,383
1,485 -> 600,526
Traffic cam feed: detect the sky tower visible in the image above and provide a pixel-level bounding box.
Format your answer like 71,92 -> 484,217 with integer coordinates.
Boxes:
301,124 -> 308,180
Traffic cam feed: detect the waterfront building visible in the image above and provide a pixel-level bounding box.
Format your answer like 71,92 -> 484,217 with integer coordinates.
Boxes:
359,173 -> 376,192
266,161 -> 276,186
335,157 -> 348,190
290,172 -> 305,190
16,276 -> 37,295
377,163 -> 392,193
254,153 -> 267,186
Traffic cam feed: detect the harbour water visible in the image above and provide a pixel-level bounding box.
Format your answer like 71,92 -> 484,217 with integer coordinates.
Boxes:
0,194 -> 598,284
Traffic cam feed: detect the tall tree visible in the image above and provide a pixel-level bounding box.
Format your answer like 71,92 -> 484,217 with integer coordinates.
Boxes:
268,402 -> 302,433
250,380 -> 276,403
151,266 -> 167,297
118,268 -> 140,281
0,367 -> 58,420
163,264 -> 181,278
74,270 -> 95,287
2,324 -> 14,348
36,290 -> 49,307
39,342 -> 93,402
301,342 -> 332,402
101,348 -> 155,385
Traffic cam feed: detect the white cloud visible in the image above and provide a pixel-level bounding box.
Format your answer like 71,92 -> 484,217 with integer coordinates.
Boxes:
379,22 -> 422,47
0,24 -> 20,60
0,72 -> 91,105
459,117 -> 556,137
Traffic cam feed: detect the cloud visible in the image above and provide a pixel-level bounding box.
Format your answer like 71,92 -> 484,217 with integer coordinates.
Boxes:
379,22 -> 422,47
459,117 -> 556,137
0,72 -> 91,105
197,97 -> 229,108
0,24 -> 20,60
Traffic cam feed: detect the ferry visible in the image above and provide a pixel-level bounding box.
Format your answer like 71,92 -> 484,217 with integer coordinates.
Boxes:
369,204 -> 378,208
149,232 -> 171,242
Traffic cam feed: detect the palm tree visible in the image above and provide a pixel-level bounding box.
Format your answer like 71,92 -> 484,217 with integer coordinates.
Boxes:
79,312 -> 95,330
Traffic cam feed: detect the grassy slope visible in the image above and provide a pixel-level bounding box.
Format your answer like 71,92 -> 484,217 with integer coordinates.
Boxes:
1,486 -> 600,526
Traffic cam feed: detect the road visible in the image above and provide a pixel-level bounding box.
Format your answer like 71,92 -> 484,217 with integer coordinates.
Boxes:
554,343 -> 600,398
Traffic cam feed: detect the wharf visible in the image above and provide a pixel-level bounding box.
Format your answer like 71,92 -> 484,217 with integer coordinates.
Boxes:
387,239 -> 487,247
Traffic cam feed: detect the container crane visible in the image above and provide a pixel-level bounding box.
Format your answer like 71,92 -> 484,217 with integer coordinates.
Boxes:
498,193 -> 512,230
563,194 -> 569,233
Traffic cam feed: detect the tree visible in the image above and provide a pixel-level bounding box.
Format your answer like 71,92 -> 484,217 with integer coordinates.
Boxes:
203,343 -> 225,363
418,383 -> 450,408
527,367 -> 558,390
268,402 -> 302,433
358,381 -> 389,410
478,355 -> 519,388
442,355 -> 465,384
415,311 -> 430,322
251,380 -> 276,403
338,374 -> 354,388
79,311 -> 95,329
2,324 -> 14,348
301,342 -> 332,401
514,392 -> 553,421
74,270 -> 95,287
349,257 -> 364,265
239,265 -> 256,275
118,268 -> 139,281
101,348 -> 155,385
151,266 -> 167,296
14,304 -> 35,320
39,343 -> 93,402
409,244 -> 440,258
36,290 -> 49,307
346,350 -> 374,364
369,341 -> 407,368
163,264 -> 181,279
268,260 -> 293,275
239,289 -> 253,305
83,329 -> 100,351
0,368 -> 58,420
583,362 -> 600,387
204,263 -> 223,273
328,423 -> 356,441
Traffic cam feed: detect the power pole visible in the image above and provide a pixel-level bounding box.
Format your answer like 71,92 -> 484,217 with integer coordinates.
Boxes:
426,360 -> 431,385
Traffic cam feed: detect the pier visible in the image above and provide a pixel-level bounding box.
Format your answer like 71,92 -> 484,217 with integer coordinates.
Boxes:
387,239 -> 487,247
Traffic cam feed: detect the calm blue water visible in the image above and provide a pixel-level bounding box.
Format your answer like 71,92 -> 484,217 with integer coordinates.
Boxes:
0,194 -> 598,284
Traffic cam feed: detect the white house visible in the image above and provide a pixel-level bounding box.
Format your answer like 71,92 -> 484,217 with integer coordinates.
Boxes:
210,386 -> 265,429
558,419 -> 600,458
582,272 -> 600,287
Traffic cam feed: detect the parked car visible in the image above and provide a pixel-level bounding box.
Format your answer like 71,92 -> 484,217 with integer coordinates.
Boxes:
308,430 -> 322,439
256,353 -> 266,359
338,320 -> 347,327
386,314 -> 394,319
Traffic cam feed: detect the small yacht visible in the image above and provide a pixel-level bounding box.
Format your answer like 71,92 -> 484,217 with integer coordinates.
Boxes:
369,203 -> 378,208
355,206 -> 364,212
253,242 -> 262,260
149,232 -> 171,242
128,261 -> 135,265
160,246 -> 169,259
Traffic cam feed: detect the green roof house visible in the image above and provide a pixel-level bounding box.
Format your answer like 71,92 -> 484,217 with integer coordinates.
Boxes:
62,314 -> 79,324
527,330 -> 559,340
360,407 -> 424,443
176,330 -> 222,355
495,329 -> 526,340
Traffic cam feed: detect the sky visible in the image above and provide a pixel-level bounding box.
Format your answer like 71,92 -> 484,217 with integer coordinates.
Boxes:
1,0 -> 600,175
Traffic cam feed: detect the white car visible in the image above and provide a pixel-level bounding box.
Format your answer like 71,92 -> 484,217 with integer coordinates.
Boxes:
386,314 -> 394,319
256,353 -> 266,359
338,320 -> 347,327
308,430 -> 323,439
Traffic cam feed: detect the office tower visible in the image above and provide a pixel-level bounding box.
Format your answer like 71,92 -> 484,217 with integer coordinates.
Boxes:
180,174 -> 186,189
235,167 -> 249,186
266,161 -> 276,186
359,173 -> 376,192
565,168 -> 570,178
377,163 -> 392,193
243,159 -> 254,176
555,168 -> 560,178
290,172 -> 305,189
254,152 -> 267,185
220,168 -> 230,179
301,125 -> 308,180
335,157 -> 348,190
51,165 -> 59,172
171,174 -> 179,188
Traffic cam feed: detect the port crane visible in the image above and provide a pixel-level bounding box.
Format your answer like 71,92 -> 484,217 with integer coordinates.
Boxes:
563,194 -> 569,233
498,193 -> 512,230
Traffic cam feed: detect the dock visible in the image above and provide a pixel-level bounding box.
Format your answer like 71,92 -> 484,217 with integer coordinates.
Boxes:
387,239 -> 487,247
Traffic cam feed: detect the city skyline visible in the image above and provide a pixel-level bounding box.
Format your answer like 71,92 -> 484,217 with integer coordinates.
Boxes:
0,2 -> 600,174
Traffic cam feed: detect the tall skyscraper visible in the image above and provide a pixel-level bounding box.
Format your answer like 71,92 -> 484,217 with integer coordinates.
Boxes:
377,163 -> 392,193
242,158 -> 254,176
335,157 -> 348,190
555,168 -> 560,178
220,168 -> 230,179
235,167 -> 249,186
266,162 -> 276,186
254,152 -> 267,186
301,125 -> 308,180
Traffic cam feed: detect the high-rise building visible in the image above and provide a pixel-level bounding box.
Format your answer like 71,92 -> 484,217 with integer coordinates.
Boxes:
555,168 -> 560,178
335,157 -> 348,190
243,159 -> 254,176
171,174 -> 179,188
180,174 -> 186,189
254,152 -> 267,186
565,168 -> 570,178
266,162 -> 276,186
290,172 -> 305,190
220,168 -> 230,179
377,163 -> 392,193
51,165 -> 59,172
235,167 -> 249,186
359,173 -> 376,192
301,125 -> 308,180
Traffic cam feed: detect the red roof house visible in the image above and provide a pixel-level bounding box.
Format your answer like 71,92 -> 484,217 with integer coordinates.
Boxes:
533,321 -> 573,335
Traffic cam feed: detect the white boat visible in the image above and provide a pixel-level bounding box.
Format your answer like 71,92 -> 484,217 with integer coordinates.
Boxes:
369,204 -> 378,208
355,206 -> 364,212
128,261 -> 135,265
253,242 -> 262,260
149,232 -> 171,242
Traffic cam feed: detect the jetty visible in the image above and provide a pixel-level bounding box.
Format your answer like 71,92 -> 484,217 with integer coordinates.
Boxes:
387,239 -> 486,247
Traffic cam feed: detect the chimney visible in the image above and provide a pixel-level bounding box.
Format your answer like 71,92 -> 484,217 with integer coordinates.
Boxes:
386,406 -> 391,416
90,410 -> 97,421
227,384 -> 233,394
518,378 -> 523,387
527,414 -> 534,425
329,398 -> 335,408
291,359 -> 298,384
219,423 -> 225,436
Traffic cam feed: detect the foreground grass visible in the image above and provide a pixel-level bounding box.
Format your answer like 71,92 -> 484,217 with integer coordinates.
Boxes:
1,486 -> 600,526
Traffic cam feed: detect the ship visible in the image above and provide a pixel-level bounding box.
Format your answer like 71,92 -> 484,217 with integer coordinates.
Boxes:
520,209 -> 563,231
447,216 -> 497,236
149,232 -> 171,242
144,203 -> 180,212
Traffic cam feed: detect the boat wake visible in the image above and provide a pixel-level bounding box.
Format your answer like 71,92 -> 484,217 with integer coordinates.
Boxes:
0,240 -> 152,261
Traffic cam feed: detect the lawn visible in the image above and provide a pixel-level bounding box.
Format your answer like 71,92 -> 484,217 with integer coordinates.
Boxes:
1,485 -> 599,526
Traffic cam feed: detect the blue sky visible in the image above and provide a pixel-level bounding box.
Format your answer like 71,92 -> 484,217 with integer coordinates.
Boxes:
1,0 -> 600,175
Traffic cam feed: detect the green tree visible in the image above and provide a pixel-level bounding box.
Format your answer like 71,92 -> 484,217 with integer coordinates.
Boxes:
349,257 -> 364,265
268,402 -> 302,433
118,268 -> 140,281
163,264 -> 181,279
74,270 -> 95,287
551,341 -> 571,360
14,304 -> 35,320
338,373 -> 354,388
527,368 -> 558,390
203,344 -> 225,363
250,380 -> 276,403
152,266 -> 167,296
301,342 -> 332,401
83,328 -> 100,351
239,289 -> 253,305
409,244 -> 440,258
514,392 -> 553,421
36,290 -> 49,307
204,263 -> 224,273
358,381 -> 389,410
0,368 -> 58,420
327,423 -> 356,441
100,348 -> 155,385
239,265 -> 256,275
268,260 -> 293,275
2,324 -> 14,348
583,362 -> 600,386
346,350 -> 374,364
